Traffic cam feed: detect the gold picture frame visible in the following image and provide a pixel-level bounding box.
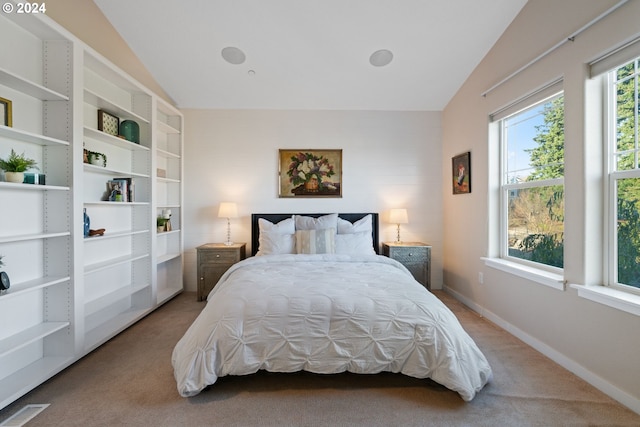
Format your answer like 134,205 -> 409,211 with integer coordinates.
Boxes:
279,149 -> 342,198
0,97 -> 12,127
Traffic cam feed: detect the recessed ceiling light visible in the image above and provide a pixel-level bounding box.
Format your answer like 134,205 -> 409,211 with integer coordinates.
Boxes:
369,49 -> 393,67
221,47 -> 246,65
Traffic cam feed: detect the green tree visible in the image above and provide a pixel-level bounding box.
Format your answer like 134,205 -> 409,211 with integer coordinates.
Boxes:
527,97 -> 565,181
509,96 -> 565,267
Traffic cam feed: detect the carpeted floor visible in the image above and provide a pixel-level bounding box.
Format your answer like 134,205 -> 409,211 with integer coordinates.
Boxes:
1,291 -> 638,426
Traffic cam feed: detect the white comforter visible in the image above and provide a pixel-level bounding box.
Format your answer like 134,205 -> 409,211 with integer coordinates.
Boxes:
172,254 -> 492,401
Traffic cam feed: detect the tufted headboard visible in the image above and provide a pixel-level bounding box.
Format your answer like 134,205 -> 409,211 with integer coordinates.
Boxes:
250,213 -> 379,256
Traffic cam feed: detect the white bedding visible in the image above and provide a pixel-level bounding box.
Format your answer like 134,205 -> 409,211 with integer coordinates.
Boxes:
172,254 -> 492,401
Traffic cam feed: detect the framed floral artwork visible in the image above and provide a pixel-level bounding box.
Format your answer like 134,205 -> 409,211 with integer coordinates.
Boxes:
452,151 -> 471,194
279,149 -> 342,197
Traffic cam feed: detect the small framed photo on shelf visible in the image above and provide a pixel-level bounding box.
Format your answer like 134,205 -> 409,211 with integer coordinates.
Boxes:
0,97 -> 12,127
97,109 -> 119,136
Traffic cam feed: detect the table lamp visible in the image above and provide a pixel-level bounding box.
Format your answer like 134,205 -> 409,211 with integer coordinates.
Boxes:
218,202 -> 238,246
389,208 -> 408,243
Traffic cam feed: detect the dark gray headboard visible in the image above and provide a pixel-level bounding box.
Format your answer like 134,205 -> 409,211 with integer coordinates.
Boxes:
250,213 -> 379,256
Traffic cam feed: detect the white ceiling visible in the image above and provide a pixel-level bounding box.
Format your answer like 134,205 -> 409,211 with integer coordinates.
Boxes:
93,0 -> 527,111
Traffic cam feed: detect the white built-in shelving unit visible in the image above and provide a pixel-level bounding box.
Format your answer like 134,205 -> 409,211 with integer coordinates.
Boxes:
153,99 -> 184,305
0,6 -> 183,409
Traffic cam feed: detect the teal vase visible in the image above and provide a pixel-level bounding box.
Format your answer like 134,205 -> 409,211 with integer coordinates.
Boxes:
120,120 -> 140,144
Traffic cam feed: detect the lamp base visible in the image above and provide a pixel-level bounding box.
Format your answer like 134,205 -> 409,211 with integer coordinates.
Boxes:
224,241 -> 234,246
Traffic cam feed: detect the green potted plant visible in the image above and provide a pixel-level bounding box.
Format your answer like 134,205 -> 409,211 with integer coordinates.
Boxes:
87,151 -> 107,167
0,149 -> 38,183
157,216 -> 169,232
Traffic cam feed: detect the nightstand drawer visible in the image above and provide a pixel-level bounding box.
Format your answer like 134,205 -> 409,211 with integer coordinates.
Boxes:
199,250 -> 240,264
391,246 -> 428,264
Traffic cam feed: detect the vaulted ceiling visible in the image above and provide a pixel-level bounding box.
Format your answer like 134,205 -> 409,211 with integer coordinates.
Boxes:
93,0 -> 527,111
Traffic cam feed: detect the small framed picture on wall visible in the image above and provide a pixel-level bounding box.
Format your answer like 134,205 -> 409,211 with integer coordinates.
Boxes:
0,97 -> 12,127
452,151 -> 471,194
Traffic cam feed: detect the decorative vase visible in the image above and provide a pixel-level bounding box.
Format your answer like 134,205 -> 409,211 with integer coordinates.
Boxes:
5,172 -> 24,183
304,177 -> 319,192
120,120 -> 140,144
83,208 -> 90,237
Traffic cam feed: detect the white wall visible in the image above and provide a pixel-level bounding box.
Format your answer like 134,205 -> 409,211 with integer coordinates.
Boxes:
443,0 -> 640,412
182,109 -> 442,292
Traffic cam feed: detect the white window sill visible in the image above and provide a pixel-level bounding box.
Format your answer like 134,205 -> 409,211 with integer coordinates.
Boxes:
482,257 -> 565,290
570,284 -> 640,317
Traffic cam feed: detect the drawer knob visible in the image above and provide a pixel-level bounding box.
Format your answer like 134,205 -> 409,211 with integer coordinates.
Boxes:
408,253 -> 413,256
216,254 -> 220,258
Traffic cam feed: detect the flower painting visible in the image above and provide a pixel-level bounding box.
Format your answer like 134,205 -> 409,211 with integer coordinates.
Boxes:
279,149 -> 342,197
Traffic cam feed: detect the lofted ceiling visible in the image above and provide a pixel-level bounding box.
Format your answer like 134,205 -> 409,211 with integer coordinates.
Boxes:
93,0 -> 527,111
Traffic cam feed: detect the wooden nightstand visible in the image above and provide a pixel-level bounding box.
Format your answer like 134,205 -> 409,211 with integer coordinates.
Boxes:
383,242 -> 431,290
196,243 -> 246,301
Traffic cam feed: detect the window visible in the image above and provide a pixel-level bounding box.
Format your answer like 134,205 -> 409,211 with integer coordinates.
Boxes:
497,92 -> 565,271
607,55 -> 640,293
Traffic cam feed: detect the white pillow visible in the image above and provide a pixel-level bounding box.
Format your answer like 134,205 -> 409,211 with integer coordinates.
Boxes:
258,217 -> 294,233
335,231 -> 376,255
295,228 -> 336,254
294,213 -> 338,230
256,217 -> 295,256
337,214 -> 372,234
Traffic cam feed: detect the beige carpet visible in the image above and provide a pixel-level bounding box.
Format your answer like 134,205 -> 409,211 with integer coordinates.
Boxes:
1,291 -> 638,427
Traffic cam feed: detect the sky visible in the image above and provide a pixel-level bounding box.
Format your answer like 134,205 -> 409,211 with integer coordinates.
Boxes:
504,102 -> 547,183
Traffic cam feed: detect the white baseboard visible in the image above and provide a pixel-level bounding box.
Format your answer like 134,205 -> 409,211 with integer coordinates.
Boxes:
442,284 -> 640,416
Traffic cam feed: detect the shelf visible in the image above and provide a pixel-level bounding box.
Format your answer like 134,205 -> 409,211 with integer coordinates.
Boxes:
0,356 -> 74,411
0,125 -> 69,146
85,282 -> 150,316
157,286 -> 182,305
84,253 -> 149,274
0,67 -> 68,101
84,229 -> 149,242
157,252 -> 181,264
83,306 -> 151,353
157,177 -> 181,184
156,148 -> 181,159
83,88 -> 150,125
0,322 -> 69,357
0,182 -> 69,191
83,163 -> 150,178
156,203 -> 181,209
157,120 -> 180,135
84,201 -> 150,206
0,276 -> 69,300
84,127 -> 150,151
157,229 -> 181,236
0,231 -> 70,244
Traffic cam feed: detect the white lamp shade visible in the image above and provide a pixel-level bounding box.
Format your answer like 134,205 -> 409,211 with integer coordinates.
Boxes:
218,202 -> 238,218
389,208 -> 408,224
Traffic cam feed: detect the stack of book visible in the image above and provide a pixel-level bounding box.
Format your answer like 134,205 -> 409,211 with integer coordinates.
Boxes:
107,178 -> 134,202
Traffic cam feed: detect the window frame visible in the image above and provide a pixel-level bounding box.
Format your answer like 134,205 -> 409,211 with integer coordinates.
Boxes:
497,91 -> 565,275
605,60 -> 640,297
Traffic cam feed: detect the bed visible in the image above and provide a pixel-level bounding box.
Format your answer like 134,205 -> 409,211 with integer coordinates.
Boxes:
172,213 -> 492,401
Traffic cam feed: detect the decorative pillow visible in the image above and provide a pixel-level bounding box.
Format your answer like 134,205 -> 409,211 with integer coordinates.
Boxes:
335,231 -> 376,255
257,230 -> 295,256
295,228 -> 336,254
294,213 -> 338,231
337,214 -> 372,234
256,217 -> 295,256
